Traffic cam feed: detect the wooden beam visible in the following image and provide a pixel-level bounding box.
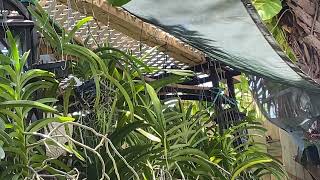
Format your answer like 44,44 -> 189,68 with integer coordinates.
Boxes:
56,0 -> 206,66
0,19 -> 34,27
159,94 -> 212,101
2,0 -> 31,19
167,83 -> 211,91
144,77 -> 211,90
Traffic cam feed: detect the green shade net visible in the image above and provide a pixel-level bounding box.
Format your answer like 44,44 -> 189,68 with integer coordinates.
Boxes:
19,0 -> 37,4
124,0 -> 319,91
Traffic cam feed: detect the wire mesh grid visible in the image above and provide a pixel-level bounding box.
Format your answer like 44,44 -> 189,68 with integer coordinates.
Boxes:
40,0 -> 190,74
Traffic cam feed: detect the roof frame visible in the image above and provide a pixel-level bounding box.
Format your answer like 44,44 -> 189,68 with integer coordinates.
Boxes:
37,0 -> 241,102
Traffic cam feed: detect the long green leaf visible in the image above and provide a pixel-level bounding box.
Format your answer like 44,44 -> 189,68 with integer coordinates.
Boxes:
109,121 -> 150,144
5,31 -> 20,72
26,116 -> 74,133
22,81 -> 54,100
0,100 -> 58,113
136,128 -> 161,142
145,83 -> 164,129
65,17 -> 93,44
21,69 -> 56,87
231,158 -> 273,180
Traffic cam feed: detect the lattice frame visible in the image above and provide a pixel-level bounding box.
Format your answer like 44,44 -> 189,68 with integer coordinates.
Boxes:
40,0 -> 191,73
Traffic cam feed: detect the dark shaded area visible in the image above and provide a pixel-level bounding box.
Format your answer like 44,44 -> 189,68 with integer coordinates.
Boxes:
0,0 -> 37,66
301,145 -> 320,166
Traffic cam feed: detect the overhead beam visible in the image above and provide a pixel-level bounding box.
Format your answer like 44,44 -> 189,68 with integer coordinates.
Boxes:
187,61 -> 241,76
158,88 -> 211,97
56,0 -> 206,66
159,94 -> 212,101
2,0 -> 31,19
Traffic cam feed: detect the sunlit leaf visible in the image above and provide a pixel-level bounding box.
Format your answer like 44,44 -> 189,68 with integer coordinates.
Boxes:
136,128 -> 161,142
108,0 -> 131,6
253,0 -> 282,20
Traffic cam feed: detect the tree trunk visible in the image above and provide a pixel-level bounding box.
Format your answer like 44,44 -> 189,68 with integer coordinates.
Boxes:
282,0 -> 320,84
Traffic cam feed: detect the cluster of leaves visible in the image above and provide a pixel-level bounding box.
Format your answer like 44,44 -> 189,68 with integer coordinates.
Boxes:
252,0 -> 297,61
0,31 -> 76,179
252,0 -> 282,21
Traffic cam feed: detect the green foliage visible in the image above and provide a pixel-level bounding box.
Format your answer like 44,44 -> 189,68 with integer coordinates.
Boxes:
266,18 -> 297,61
252,0 -> 297,62
108,0 -> 131,6
208,120 -> 286,179
252,0 -> 282,21
28,4 -> 287,180
0,31 -> 75,179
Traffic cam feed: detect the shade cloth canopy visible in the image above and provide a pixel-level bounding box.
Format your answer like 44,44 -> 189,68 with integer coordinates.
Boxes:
124,0 -> 320,91
124,0 -> 320,156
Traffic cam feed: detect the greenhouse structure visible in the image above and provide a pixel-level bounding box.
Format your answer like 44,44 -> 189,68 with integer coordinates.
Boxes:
0,0 -> 320,179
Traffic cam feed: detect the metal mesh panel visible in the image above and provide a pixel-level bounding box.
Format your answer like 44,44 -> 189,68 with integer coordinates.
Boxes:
250,76 -> 320,162
40,0 -> 190,71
